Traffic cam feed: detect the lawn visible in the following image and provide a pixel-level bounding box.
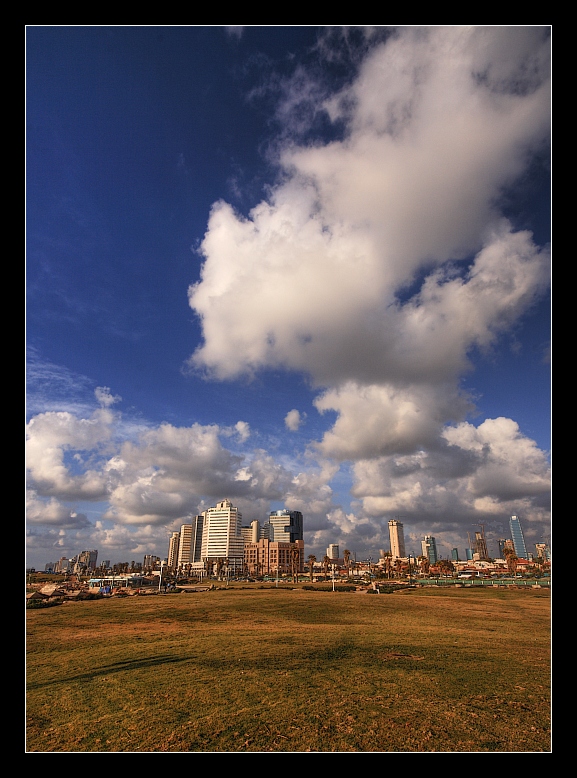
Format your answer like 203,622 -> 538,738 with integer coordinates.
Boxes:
26,585 -> 551,752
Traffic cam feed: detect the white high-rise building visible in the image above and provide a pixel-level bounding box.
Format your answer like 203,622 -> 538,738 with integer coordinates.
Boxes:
176,516 -> 204,569
388,519 -> 406,559
327,544 -> 340,560
201,499 -> 244,570
167,532 -> 180,569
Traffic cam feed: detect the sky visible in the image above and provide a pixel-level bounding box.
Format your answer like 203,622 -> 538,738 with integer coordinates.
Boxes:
26,26 -> 551,569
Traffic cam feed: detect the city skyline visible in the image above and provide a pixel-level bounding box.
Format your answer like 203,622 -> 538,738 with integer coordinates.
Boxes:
27,27 -> 551,570
40,506 -> 543,573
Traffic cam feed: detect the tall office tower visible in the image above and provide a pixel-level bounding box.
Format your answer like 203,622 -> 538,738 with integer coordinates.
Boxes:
201,499 -> 244,570
177,524 -> 193,568
535,543 -> 550,560
267,510 -> 304,543
78,550 -> 98,571
167,531 -> 180,569
177,516 -> 203,569
388,519 -> 406,559
327,544 -> 340,560
473,531 -> 489,560
143,554 -> 160,571
465,548 -> 473,560
421,535 -> 438,564
241,519 -> 262,544
451,548 -> 460,562
509,514 -> 528,559
261,522 -> 272,540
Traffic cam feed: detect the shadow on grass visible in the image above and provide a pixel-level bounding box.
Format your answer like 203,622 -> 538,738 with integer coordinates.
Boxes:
27,653 -> 198,689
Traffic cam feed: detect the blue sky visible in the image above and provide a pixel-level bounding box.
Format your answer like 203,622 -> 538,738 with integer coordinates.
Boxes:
26,26 -> 551,569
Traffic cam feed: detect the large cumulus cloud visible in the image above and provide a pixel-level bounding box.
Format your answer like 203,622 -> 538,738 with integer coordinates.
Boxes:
184,26 -> 550,555
188,27 -> 549,391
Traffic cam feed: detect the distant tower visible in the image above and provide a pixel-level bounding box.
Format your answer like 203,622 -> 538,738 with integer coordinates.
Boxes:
509,515 -> 528,559
388,519 -> 406,559
421,535 -> 438,564
471,524 -> 490,560
267,510 -> 303,543
77,550 -> 98,571
451,548 -> 460,562
473,531 -> 489,560
167,532 -> 180,569
327,544 -> 339,560
535,543 -> 551,561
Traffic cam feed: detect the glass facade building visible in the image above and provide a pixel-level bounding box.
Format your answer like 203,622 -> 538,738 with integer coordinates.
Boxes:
267,510 -> 303,543
421,535 -> 438,564
509,514 -> 528,559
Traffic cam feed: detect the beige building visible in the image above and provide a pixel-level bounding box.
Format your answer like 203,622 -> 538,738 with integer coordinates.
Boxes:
388,519 -> 406,559
244,538 -> 304,577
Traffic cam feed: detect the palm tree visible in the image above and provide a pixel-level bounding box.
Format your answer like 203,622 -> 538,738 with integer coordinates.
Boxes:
418,555 -> 430,577
323,555 -> 331,581
343,549 -> 351,579
307,555 -> 317,583
437,559 -> 455,577
290,546 -> 300,583
504,548 -> 519,575
382,552 -> 393,579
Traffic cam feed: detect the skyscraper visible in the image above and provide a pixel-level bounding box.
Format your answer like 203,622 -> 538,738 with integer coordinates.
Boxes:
498,538 -> 514,558
77,550 -> 98,571
421,535 -> 438,564
327,544 -> 339,560
388,519 -> 406,559
473,530 -> 489,560
509,514 -> 528,559
201,499 -> 244,570
176,516 -> 204,569
267,510 -> 303,543
167,532 -> 180,569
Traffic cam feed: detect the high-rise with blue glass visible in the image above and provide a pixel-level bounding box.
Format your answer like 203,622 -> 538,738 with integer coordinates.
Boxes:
509,515 -> 528,559
267,510 -> 304,543
421,535 -> 438,564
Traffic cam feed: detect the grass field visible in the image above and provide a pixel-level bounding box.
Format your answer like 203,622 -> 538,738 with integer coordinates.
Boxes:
26,585 -> 551,752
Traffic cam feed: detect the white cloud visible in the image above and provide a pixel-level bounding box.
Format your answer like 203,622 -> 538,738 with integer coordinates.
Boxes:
95,386 -> 121,408
26,490 -> 91,528
348,417 -> 550,540
225,26 -> 243,39
26,409 -> 113,501
285,409 -> 305,431
188,27 -> 549,389
235,420 -> 251,441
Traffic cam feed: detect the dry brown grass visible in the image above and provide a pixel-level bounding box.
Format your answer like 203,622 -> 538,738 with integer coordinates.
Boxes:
26,586 -> 551,752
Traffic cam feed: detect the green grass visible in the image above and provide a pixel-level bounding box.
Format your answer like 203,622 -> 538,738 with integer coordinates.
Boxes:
26,586 -> 550,752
